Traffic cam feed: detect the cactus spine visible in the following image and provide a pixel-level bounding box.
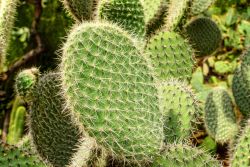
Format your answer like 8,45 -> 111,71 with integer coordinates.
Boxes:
61,22 -> 163,164
0,0 -> 19,72
204,88 -> 238,143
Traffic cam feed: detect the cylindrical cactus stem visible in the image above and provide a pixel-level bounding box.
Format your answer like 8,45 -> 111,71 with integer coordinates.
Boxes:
7,106 -> 26,145
0,0 -> 19,72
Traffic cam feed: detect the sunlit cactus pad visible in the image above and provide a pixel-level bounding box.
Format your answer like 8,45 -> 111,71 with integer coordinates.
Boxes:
146,31 -> 194,81
191,0 -> 216,15
61,22 -> 163,163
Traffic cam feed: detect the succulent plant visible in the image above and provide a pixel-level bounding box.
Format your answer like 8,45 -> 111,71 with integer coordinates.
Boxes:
61,22 -> 164,164
190,0 -> 216,15
204,88 -> 238,143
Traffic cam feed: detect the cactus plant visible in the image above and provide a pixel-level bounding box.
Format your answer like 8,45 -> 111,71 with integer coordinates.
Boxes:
61,22 -> 164,164
29,72 -> 99,167
0,0 -> 19,72
231,122 -> 250,167
184,17 -> 221,56
232,49 -> 250,117
62,0 -> 98,21
98,0 -> 146,38
146,31 -> 195,81
191,0 -> 216,15
141,0 -> 162,26
0,142 -> 45,166
160,79 -> 200,143
152,144 -> 221,167
204,88 -> 238,143
15,68 -> 39,98
7,106 -> 26,145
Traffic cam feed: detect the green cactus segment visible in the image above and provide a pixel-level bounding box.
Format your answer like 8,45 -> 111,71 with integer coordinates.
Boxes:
141,0 -> 162,25
152,144 -> 221,167
62,0 -> 98,21
15,68 -> 39,98
61,22 -> 163,163
184,17 -> 221,56
0,0 -> 19,72
146,31 -> 194,81
7,106 -> 26,145
30,73 -> 86,167
99,0 -> 146,38
204,88 -> 238,143
164,0 -> 189,31
231,123 -> 250,167
191,0 -> 216,15
160,80 -> 200,143
0,143 -> 45,167
233,50 -> 250,117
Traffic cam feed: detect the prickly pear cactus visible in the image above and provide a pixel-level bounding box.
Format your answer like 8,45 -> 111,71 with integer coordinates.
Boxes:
62,0 -> 98,21
141,0 -> 162,25
164,0 -> 189,31
231,122 -> 250,167
30,72 -> 90,167
204,88 -> 238,143
98,0 -> 146,38
160,79 -> 200,143
15,68 -> 39,98
232,49 -> 250,117
0,142 -> 45,167
152,144 -> 221,167
61,22 -> 163,164
146,31 -> 195,81
184,17 -> 221,56
0,0 -> 19,72
191,0 -> 216,15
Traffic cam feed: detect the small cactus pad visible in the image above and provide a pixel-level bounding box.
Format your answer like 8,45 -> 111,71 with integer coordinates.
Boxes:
232,49 -> 250,117
204,88 -> 238,143
160,79 -> 200,143
231,123 -> 250,167
15,68 -> 39,98
141,0 -> 162,25
30,73 -> 87,167
0,0 -> 19,72
184,17 -> 221,56
62,0 -> 98,21
61,22 -> 163,163
152,144 -> 221,167
146,31 -> 195,81
164,0 -> 189,31
98,0 -> 146,38
0,142 -> 45,167
191,0 -> 216,15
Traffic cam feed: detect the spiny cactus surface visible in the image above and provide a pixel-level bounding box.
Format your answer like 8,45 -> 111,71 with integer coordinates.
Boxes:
160,79 -> 200,143
184,17 -> 221,56
30,73 -> 87,167
0,0 -> 19,72
62,0 -> 98,21
61,22 -> 163,164
0,142 -> 45,167
205,88 -> 238,143
98,0 -> 145,38
152,144 -> 221,167
146,31 -> 194,81
15,68 -> 39,98
141,0 -> 162,25
191,0 -> 216,15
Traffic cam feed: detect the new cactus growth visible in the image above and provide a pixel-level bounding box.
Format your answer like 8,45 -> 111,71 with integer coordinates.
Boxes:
0,0 -> 19,72
204,88 -> 238,143
98,0 -> 146,38
231,122 -> 250,167
160,79 -> 200,143
146,31 -> 195,81
15,68 -> 39,98
184,17 -> 221,56
152,144 -> 221,167
62,0 -> 98,21
232,49 -> 250,117
7,106 -> 26,145
61,22 -> 164,164
0,142 -> 45,167
30,72 -> 93,167
191,0 -> 216,15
